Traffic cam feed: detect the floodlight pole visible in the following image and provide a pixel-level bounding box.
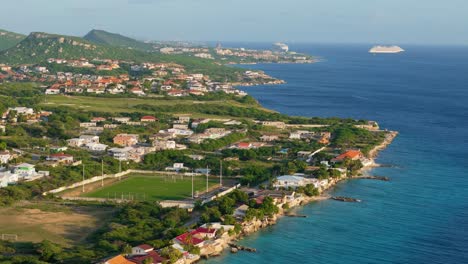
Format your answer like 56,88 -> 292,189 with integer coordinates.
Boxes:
82,164 -> 85,193
101,159 -> 104,187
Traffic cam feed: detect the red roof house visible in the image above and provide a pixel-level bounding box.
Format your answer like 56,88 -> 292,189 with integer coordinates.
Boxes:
140,116 -> 158,122
128,251 -> 165,264
331,150 -> 363,162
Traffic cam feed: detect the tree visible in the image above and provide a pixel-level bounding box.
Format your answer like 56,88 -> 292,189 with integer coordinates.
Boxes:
36,240 -> 63,262
0,141 -> 6,151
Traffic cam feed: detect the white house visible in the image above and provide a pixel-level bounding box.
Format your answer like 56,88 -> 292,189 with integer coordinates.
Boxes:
131,244 -> 154,256
165,163 -> 188,172
13,163 -> 36,179
0,151 -> 12,164
0,171 -> 19,188
85,143 -> 108,152
273,175 -> 312,189
108,147 -> 133,160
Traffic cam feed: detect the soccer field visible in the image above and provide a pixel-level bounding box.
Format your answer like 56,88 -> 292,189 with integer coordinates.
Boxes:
82,174 -> 218,201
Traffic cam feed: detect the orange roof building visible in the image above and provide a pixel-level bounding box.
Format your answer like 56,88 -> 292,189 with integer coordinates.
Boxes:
103,255 -> 134,264
331,150 -> 363,162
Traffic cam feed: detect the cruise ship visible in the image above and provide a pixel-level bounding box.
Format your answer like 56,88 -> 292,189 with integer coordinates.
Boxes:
273,42 -> 289,52
369,45 -> 404,54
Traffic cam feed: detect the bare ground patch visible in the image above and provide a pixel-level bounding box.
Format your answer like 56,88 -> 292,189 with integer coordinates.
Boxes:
0,203 -> 115,246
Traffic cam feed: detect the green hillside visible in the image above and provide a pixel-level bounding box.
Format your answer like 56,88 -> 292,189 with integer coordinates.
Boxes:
83,29 -> 154,51
0,29 -> 26,51
0,32 -> 245,81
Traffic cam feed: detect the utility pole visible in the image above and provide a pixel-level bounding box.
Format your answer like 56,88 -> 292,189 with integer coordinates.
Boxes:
119,159 -> 122,181
191,171 -> 194,199
82,163 -> 85,193
101,159 -> 104,187
206,165 -> 209,195
220,160 -> 223,187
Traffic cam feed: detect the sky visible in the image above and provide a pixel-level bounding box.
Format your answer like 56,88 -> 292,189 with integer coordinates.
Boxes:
0,0 -> 467,45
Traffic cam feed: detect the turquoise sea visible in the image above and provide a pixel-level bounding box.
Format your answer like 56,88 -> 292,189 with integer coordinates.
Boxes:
204,44 -> 468,263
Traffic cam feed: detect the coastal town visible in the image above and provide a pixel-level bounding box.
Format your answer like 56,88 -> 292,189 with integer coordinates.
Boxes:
0,27 -> 397,264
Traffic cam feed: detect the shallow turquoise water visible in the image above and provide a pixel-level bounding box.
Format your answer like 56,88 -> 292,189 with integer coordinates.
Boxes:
204,44 -> 468,264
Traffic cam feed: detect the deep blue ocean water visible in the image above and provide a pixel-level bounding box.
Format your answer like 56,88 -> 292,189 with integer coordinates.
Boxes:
204,44 -> 468,264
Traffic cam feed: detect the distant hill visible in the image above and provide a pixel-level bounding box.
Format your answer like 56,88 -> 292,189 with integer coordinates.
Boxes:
0,31 -> 244,81
0,29 -> 26,51
83,29 -> 154,51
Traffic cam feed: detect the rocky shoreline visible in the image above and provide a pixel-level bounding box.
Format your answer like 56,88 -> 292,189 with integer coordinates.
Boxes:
199,130 -> 398,262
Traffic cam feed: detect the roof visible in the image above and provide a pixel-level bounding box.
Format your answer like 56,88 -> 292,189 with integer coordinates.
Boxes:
175,232 -> 204,246
135,244 -> 153,251
105,255 -> 134,264
15,163 -> 35,168
333,150 -> 363,161
276,175 -> 306,182
237,142 -> 251,148
141,115 -> 157,120
50,153 -> 72,158
195,227 -> 216,234
128,251 -> 165,264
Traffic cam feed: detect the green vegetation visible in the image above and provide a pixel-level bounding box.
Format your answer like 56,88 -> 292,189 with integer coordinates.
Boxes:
0,32 -> 245,81
0,202 -> 191,263
83,29 -> 155,51
83,174 -> 218,201
0,29 -> 26,51
330,124 -> 386,154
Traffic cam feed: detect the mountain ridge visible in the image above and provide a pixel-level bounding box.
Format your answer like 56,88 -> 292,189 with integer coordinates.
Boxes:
0,29 -> 26,51
83,29 -> 154,51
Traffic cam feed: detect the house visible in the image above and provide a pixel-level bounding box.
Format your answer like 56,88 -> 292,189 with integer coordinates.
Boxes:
128,251 -> 165,264
165,163 -> 188,172
91,117 -> 107,122
80,122 -> 97,128
152,140 -> 176,150
177,116 -> 191,123
45,87 -> 61,95
0,150 -> 12,164
13,163 -> 36,179
273,175 -> 311,188
113,134 -> 139,147
80,135 -> 100,144
50,146 -> 68,153
47,153 -> 74,164
260,135 -> 279,142
260,121 -> 286,129
102,255 -> 134,264
113,117 -> 131,124
130,87 -> 145,96
193,227 -> 216,238
233,204 -> 249,219
67,138 -> 85,147
131,244 -> 154,255
85,143 -> 108,152
331,150 -> 364,163
235,142 -> 252,149
108,147 -> 133,160
0,171 -> 19,188
140,116 -> 158,122
174,230 -> 206,247
68,135 -> 100,147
